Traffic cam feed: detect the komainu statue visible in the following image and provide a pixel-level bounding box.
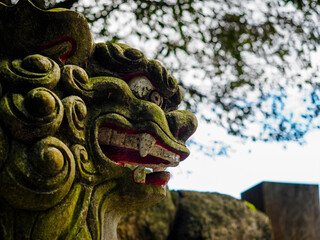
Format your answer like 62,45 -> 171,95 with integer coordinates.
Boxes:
0,1 -> 197,239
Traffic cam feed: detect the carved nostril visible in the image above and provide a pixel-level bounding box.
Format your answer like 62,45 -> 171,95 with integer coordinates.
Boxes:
166,110 -> 198,142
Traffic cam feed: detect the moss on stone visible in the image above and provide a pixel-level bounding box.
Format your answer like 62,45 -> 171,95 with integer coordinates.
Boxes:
0,2 -> 198,239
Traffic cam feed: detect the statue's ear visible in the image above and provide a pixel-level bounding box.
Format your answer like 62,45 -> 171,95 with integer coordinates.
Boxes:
0,0 -> 93,66
164,86 -> 183,112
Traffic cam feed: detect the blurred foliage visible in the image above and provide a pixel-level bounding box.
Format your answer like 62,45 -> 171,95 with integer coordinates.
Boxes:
3,0 -> 320,143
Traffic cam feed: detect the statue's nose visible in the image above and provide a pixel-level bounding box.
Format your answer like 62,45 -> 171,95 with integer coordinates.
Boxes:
166,110 -> 198,142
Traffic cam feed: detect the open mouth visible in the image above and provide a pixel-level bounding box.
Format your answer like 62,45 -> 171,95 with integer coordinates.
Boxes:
98,125 -> 182,186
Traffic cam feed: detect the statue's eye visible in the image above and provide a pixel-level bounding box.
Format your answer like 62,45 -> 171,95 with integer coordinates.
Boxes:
128,76 -> 154,100
128,75 -> 163,107
149,90 -> 163,107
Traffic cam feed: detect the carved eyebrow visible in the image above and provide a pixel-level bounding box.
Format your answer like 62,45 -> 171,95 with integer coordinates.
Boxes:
91,43 -> 182,109
93,43 -> 148,74
146,60 -> 179,100
121,73 -> 160,92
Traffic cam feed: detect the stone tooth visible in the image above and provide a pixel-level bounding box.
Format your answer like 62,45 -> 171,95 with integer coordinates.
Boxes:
124,134 -> 139,150
98,128 -> 112,145
133,165 -> 146,183
124,163 -> 137,170
152,166 -> 166,172
160,148 -> 166,158
110,130 -> 126,147
151,144 -> 161,158
170,153 -> 177,161
135,133 -> 181,164
139,133 -> 156,157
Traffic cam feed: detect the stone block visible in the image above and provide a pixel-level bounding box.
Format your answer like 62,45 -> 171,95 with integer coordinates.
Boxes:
242,182 -> 320,240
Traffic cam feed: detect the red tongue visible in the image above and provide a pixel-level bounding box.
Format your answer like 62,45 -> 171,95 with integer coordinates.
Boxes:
145,171 -> 170,186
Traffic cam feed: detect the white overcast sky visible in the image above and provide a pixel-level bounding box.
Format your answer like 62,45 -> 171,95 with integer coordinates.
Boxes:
167,25 -> 320,199
168,41 -> 320,199
168,119 -> 320,199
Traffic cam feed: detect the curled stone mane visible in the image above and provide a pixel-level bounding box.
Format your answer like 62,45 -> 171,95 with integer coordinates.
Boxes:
0,1 -> 197,240
89,43 -> 182,111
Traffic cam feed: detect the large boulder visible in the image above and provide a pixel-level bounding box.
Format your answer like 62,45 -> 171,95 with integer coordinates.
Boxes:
117,190 -> 272,240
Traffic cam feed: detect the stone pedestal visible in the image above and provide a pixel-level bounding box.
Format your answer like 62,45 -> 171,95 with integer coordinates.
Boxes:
241,182 -> 320,240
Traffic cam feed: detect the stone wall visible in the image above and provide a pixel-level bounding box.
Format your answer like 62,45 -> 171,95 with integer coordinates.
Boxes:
117,189 -> 272,240
242,182 -> 320,240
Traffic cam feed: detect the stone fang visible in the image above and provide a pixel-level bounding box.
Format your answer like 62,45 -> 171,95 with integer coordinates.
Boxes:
133,165 -> 146,183
139,133 -> 156,157
98,127 -> 180,164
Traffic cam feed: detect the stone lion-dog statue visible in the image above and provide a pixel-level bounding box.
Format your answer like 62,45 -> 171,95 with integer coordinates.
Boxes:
0,1 -> 197,239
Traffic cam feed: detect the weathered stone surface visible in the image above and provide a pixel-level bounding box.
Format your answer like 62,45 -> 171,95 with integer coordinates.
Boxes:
0,1 -> 197,239
118,190 -> 272,240
117,188 -> 177,240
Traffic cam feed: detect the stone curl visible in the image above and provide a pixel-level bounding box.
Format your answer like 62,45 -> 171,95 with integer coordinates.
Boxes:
0,54 -> 60,92
71,144 -> 100,185
0,137 -> 75,210
62,96 -> 87,144
0,87 -> 64,141
61,65 -> 94,99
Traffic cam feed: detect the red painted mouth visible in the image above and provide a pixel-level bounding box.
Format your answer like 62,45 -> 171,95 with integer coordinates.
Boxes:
98,126 -> 181,186
133,170 -> 170,186
100,145 -> 171,186
100,145 -> 171,166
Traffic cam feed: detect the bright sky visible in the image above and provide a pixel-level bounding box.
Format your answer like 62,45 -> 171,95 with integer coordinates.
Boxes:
167,27 -> 320,200
168,119 -> 320,199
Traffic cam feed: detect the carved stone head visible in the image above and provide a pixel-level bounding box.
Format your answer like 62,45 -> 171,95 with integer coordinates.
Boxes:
0,1 -> 197,239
